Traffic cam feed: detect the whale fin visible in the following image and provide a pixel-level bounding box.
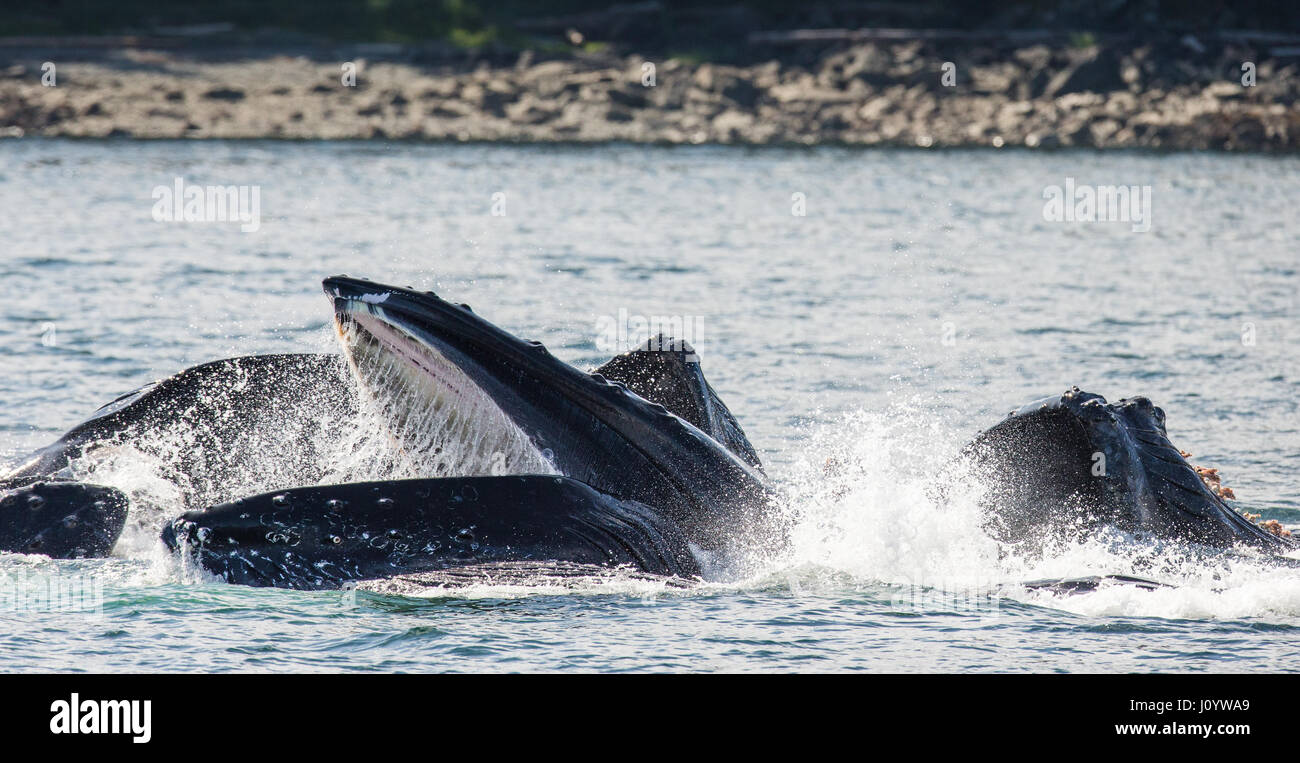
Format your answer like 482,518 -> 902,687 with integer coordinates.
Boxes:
1018,575 -> 1172,595
593,336 -> 762,471
161,475 -> 702,589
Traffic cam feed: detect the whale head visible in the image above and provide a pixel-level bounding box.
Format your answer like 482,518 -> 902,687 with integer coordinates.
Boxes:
964,388 -> 1295,554
322,275 -> 770,551
0,481 -> 128,558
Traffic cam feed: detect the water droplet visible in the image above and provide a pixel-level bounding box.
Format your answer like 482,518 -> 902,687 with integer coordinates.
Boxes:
271,494 -> 290,507
329,535 -> 342,545
61,515 -> 79,529
376,497 -> 395,508
26,495 -> 46,510
326,499 -> 347,510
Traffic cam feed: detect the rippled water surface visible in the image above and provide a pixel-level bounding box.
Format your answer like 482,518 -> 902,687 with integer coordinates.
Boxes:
0,140 -> 1297,672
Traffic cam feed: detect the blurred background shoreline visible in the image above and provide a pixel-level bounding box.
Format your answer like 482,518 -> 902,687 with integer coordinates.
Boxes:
2,1 -> 1298,149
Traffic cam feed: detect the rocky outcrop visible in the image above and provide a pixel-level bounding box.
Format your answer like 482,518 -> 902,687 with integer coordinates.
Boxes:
1,40 -> 1296,150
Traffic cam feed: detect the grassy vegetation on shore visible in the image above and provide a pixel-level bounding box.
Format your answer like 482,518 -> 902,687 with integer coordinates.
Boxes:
7,1 -> 1300,55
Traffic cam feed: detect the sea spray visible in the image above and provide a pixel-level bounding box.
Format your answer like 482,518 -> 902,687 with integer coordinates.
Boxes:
756,404 -> 1300,621
770,404 -> 999,591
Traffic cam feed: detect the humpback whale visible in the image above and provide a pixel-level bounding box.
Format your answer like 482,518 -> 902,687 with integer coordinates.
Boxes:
2,276 -> 1293,590
962,388 -> 1295,556
158,277 -> 773,588
0,353 -> 355,511
0,481 -> 127,558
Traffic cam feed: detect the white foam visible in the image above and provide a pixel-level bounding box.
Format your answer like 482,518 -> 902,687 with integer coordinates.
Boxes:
754,404 -> 1300,622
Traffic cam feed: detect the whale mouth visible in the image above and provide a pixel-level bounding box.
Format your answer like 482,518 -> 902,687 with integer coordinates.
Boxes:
326,279 -> 555,480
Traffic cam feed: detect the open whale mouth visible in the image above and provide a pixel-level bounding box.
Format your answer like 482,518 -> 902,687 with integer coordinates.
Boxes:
153,276 -> 770,589
326,277 -> 556,479
323,276 -> 771,545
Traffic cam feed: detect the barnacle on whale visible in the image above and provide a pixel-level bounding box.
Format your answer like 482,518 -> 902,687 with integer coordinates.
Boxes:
1186,459 -> 1290,536
1189,461 -> 1235,500
1260,520 -> 1292,538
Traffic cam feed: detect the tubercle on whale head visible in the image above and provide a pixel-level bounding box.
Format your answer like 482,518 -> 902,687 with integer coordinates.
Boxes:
322,274 -> 550,425
160,476 -> 706,589
323,277 -> 502,365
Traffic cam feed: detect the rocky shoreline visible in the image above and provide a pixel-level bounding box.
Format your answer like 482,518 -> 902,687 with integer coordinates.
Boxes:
1,39 -> 1297,150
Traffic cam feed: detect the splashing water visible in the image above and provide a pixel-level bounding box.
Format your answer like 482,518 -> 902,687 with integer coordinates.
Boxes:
752,404 -> 1300,621
4,144 -> 1300,671
50,325 -> 553,553
760,404 -> 998,588
56,353 -> 366,549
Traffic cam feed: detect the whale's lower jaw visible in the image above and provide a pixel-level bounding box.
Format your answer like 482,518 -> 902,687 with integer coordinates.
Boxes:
964,389 -> 1296,554
160,476 -> 703,590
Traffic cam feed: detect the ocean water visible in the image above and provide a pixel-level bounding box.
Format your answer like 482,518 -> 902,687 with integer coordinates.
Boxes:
0,139 -> 1297,672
